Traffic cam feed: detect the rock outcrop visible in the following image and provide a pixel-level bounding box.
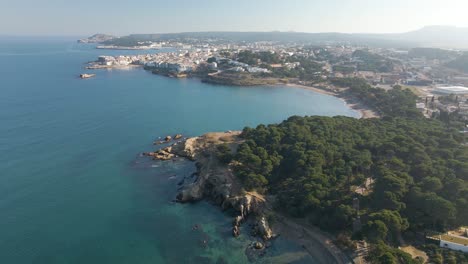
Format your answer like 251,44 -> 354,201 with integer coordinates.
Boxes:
143,146 -> 175,160
145,131 -> 275,241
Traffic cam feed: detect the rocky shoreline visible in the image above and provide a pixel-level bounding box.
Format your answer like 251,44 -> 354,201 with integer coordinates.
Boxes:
143,131 -> 352,263
143,132 -> 275,242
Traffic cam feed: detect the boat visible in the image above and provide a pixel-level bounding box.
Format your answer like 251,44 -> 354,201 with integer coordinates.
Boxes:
79,73 -> 96,79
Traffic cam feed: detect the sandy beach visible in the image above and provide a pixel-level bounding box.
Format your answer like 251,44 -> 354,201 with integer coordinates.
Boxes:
283,83 -> 379,119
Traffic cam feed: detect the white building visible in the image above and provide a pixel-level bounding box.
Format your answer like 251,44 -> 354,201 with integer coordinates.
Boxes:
439,234 -> 468,253
435,86 -> 468,95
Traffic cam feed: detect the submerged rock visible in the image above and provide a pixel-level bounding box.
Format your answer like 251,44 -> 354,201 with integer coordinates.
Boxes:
254,241 -> 264,250
150,147 -> 175,160
232,225 -> 240,237
145,131 -> 276,241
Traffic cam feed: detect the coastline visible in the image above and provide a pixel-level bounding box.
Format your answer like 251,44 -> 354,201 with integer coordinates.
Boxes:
145,131 -> 352,264
283,83 -> 379,119
273,214 -> 351,264
86,58 -> 379,120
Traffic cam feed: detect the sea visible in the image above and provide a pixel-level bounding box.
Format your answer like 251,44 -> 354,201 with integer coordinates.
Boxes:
0,36 -> 359,264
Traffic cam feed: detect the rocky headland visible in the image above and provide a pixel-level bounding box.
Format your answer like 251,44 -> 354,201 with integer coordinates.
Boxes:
78,34 -> 116,44
144,131 -> 275,242
143,132 -> 352,263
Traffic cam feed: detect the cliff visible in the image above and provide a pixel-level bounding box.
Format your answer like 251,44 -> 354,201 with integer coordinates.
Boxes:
78,34 -> 116,44
149,131 -> 275,241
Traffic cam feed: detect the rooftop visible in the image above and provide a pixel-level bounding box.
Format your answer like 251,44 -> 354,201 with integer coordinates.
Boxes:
436,86 -> 468,92
440,234 -> 468,246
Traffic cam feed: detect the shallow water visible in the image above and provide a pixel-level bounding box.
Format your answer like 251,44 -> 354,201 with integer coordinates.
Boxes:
0,37 -> 359,264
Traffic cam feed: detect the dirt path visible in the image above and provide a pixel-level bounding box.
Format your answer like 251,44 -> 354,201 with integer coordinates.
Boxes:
400,246 -> 428,263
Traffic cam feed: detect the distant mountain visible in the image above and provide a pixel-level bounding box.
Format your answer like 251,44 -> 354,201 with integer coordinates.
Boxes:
100,32 -> 418,48
78,34 -> 116,43
381,26 -> 468,49
81,26 -> 468,49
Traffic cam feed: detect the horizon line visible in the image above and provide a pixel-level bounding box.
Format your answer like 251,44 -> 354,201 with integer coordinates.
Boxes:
0,25 -> 464,38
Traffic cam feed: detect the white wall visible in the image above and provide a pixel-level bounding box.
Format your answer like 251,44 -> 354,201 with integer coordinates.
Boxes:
440,239 -> 468,253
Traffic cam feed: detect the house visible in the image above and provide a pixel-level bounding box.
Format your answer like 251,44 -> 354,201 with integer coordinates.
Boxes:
439,234 -> 468,253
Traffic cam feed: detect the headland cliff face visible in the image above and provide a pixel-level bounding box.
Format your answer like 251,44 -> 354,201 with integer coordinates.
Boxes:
144,132 -> 274,241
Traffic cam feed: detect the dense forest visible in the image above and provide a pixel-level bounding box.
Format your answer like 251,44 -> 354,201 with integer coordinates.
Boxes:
222,80 -> 468,263
331,77 -> 422,119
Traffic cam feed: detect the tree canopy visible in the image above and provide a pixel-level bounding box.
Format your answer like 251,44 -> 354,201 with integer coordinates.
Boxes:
229,81 -> 468,263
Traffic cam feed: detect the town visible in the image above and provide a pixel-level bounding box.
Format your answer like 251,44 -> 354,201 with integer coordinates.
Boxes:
84,38 -> 468,263
86,38 -> 468,128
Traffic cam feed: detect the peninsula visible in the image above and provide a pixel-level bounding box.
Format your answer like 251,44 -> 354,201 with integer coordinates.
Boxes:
78,32 -> 468,263
143,81 -> 468,263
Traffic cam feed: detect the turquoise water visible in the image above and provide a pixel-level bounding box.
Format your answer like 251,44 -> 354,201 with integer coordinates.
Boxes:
0,37 -> 359,264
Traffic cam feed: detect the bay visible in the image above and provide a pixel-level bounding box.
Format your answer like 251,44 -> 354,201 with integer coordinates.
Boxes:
0,37 -> 358,264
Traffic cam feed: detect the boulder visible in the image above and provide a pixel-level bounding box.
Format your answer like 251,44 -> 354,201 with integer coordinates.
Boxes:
174,134 -> 183,140
233,215 -> 243,226
152,147 -> 175,160
232,225 -> 240,237
164,136 -> 172,142
254,241 -> 264,250
255,216 -> 273,240
176,184 -> 204,202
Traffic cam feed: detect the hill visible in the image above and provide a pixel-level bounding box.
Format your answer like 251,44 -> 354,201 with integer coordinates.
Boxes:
447,53 -> 468,73
91,26 -> 468,49
78,33 -> 116,43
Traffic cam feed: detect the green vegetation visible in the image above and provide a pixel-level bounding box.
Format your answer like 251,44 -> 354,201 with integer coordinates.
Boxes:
216,144 -> 233,164
422,244 -> 468,264
283,55 -> 324,81
353,50 -> 395,72
409,48 -> 458,61
237,50 -> 281,65
438,94 -> 461,104
234,114 -> 467,230
228,79 -> 468,263
431,94 -> 467,129
367,242 -> 420,264
331,78 -> 421,118
447,53 -> 468,73
233,50 -> 325,82
333,65 -> 355,74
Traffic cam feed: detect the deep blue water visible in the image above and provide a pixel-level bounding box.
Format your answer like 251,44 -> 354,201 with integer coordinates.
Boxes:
0,37 -> 359,264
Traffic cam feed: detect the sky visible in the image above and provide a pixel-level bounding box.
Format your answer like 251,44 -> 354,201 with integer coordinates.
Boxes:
1,0 -> 468,36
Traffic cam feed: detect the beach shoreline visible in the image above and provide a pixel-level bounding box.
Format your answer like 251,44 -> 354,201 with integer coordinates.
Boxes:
87,59 -> 379,120
283,83 -> 379,119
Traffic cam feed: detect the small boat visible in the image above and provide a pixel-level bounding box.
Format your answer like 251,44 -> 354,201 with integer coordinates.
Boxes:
79,73 -> 96,79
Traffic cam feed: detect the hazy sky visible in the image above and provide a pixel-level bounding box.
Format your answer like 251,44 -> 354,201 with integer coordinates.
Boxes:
1,0 -> 468,36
